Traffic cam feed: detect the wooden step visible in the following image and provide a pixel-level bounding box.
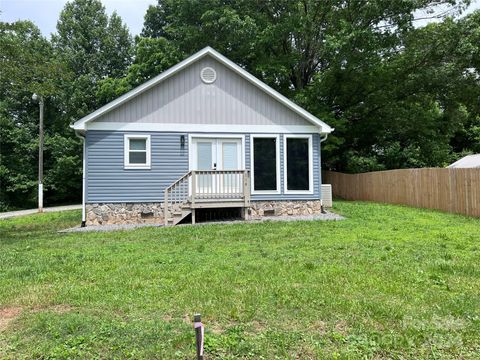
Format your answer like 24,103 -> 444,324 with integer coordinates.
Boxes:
165,208 -> 192,226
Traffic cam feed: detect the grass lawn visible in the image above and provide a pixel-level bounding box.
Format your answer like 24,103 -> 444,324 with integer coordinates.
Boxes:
0,201 -> 479,359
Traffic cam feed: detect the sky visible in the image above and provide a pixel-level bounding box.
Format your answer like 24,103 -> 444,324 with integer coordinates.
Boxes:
0,0 -> 156,36
1,0 -> 479,37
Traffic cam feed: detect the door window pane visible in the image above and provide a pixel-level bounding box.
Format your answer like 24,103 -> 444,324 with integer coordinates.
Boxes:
253,138 -> 277,191
222,142 -> 238,170
286,138 -> 309,191
197,142 -> 212,170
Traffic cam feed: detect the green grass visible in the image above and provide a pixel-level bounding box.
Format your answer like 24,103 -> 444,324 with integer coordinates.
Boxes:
0,201 -> 479,359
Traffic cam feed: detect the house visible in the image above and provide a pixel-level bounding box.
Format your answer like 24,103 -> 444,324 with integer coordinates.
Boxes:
448,154 -> 480,168
71,47 -> 334,226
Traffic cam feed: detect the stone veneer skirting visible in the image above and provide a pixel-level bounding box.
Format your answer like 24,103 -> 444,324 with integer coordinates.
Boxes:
85,200 -> 324,226
249,200 -> 323,217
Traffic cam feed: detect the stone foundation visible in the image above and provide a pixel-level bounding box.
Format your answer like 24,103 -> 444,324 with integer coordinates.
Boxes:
86,200 -> 325,226
249,200 -> 323,218
86,203 -> 165,226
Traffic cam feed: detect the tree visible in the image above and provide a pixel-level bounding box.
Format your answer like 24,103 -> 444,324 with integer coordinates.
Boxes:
140,0 -> 475,172
1,0 -> 134,210
105,12 -> 134,78
142,0 -> 259,70
0,21 -> 72,209
53,0 -> 133,117
97,37 -> 182,105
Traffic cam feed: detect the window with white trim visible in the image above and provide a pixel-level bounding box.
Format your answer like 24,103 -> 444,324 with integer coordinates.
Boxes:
251,135 -> 280,193
124,134 -> 151,169
284,135 -> 313,193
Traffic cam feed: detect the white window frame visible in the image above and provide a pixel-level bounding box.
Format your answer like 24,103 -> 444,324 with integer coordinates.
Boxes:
283,134 -> 313,194
251,134 -> 281,195
124,134 -> 151,169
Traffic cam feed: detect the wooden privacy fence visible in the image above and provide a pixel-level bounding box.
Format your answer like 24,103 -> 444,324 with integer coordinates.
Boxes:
323,168 -> 480,217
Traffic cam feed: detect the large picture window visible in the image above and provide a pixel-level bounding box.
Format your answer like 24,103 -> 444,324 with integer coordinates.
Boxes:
252,135 -> 280,193
284,135 -> 312,193
124,134 -> 151,169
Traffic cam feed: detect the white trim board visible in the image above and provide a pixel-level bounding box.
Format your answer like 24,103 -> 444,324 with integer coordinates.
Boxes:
250,134 -> 281,195
283,134 -> 314,195
87,122 -> 320,134
71,47 -> 333,134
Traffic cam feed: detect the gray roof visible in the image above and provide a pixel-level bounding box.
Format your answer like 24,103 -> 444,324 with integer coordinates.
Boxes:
448,154 -> 480,168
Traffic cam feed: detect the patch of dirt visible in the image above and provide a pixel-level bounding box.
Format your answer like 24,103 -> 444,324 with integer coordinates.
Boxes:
334,320 -> 350,336
161,314 -> 173,322
0,307 -> 23,332
0,304 -> 74,333
249,320 -> 267,333
206,322 -> 225,335
308,320 -> 327,335
31,304 -> 74,314
290,345 -> 317,359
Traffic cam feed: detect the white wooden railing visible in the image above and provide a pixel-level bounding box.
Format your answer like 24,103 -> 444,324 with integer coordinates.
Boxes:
164,170 -> 251,220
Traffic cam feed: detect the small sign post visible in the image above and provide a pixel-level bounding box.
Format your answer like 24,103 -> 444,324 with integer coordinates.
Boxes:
194,313 -> 204,360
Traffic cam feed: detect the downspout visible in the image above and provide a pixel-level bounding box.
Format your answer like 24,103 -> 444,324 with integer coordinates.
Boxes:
319,133 -> 329,214
75,131 -> 87,227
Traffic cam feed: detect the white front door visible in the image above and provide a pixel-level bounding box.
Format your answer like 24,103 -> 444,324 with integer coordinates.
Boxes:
191,137 -> 243,194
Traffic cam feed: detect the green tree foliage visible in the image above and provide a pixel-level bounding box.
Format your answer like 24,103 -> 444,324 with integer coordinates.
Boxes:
1,0 -> 133,210
53,0 -> 133,117
139,0 -> 478,172
97,37 -> 182,105
0,21 -> 72,210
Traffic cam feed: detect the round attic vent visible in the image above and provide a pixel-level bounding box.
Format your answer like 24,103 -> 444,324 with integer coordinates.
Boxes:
200,67 -> 217,84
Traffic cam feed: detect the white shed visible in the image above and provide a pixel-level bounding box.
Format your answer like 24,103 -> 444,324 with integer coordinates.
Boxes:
448,154 -> 480,168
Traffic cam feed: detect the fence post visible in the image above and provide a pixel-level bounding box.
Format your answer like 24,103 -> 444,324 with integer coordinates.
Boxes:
194,313 -> 204,360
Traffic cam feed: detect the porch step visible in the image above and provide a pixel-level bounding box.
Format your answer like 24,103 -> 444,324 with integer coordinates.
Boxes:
166,207 -> 192,226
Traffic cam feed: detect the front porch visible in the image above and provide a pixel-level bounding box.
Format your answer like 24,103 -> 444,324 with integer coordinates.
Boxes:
164,170 -> 251,226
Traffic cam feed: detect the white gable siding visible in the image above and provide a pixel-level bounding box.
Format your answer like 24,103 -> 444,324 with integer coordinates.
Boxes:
94,56 -> 311,127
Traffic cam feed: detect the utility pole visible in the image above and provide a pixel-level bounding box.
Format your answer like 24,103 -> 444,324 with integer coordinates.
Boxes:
32,93 -> 44,212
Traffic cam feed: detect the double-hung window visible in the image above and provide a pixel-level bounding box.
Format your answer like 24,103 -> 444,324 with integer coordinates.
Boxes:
124,134 -> 151,169
284,135 -> 313,194
251,135 -> 280,194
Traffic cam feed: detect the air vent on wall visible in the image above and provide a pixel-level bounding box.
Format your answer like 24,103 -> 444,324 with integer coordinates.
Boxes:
200,67 -> 217,84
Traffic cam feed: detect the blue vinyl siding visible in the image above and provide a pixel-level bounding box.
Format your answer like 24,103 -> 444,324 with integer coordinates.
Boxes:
86,131 -> 321,203
86,131 -> 188,203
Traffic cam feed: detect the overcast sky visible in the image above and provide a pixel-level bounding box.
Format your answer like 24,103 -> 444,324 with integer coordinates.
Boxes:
0,0 -> 156,36
1,0 -> 479,37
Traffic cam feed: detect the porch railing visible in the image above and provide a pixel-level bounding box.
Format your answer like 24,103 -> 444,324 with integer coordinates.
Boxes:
164,170 -> 250,220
